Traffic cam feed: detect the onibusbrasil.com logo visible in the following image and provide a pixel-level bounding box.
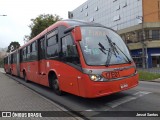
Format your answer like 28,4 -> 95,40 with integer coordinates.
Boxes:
1,112 -> 42,118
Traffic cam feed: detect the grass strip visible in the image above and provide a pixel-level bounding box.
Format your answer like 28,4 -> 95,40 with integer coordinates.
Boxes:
138,71 -> 160,81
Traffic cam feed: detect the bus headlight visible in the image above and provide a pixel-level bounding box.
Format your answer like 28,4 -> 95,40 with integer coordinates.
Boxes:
89,74 -> 104,81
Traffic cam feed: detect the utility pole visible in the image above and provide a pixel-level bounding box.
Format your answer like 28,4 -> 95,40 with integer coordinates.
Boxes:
137,16 -> 147,69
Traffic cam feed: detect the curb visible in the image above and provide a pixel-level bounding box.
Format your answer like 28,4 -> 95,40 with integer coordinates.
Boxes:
140,79 -> 160,83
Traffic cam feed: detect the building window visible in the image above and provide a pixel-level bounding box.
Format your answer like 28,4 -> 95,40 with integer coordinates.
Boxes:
137,31 -> 143,41
85,5 -> 88,9
152,30 -> 160,40
89,17 -> 94,22
125,32 -> 137,43
68,12 -> 73,18
145,30 -> 150,39
85,12 -> 88,17
95,6 -> 98,11
132,56 -> 143,68
122,2 -> 127,8
115,5 -> 120,11
151,55 -> 160,67
113,15 -> 120,21
80,8 -> 83,12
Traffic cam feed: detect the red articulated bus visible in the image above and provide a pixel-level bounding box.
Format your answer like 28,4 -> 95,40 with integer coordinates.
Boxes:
4,20 -> 138,98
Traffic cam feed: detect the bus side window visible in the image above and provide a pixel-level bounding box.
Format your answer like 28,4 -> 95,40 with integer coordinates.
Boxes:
27,45 -> 30,61
31,42 -> 37,60
61,34 -> 79,64
22,48 -> 27,61
46,35 -> 58,58
11,54 -> 13,64
38,37 -> 45,60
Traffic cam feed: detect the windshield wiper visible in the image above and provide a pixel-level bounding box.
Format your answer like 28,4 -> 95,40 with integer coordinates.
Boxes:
98,41 -> 118,66
106,48 -> 112,67
105,35 -> 120,66
106,35 -> 119,57
106,35 -> 132,64
98,42 -> 107,54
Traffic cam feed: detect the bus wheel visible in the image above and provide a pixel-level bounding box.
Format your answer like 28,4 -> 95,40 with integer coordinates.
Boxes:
52,78 -> 63,95
23,71 -> 28,83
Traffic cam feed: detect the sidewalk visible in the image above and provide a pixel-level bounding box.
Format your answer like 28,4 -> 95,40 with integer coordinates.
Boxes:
151,78 -> 160,83
0,70 -> 83,120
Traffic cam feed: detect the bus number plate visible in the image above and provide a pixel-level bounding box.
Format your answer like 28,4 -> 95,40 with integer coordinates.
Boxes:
120,84 -> 128,89
105,71 -> 120,79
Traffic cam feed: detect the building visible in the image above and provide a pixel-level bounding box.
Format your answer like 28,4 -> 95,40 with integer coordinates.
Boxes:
69,0 -> 160,68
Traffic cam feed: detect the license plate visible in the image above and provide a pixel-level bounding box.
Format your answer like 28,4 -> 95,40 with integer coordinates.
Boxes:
105,71 -> 120,79
120,84 -> 128,89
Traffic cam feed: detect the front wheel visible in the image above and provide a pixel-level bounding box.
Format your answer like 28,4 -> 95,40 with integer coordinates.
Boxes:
52,79 -> 63,95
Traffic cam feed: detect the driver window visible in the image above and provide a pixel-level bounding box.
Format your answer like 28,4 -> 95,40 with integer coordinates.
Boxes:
61,34 -> 79,64
62,35 -> 74,57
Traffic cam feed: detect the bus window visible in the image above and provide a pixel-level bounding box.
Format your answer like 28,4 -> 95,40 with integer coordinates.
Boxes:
31,42 -> 37,60
27,45 -> 30,61
46,35 -> 59,58
11,54 -> 13,64
22,48 -> 27,61
61,34 -> 79,64
38,37 -> 45,60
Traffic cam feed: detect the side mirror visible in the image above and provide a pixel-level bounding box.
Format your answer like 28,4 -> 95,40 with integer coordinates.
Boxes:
74,26 -> 82,42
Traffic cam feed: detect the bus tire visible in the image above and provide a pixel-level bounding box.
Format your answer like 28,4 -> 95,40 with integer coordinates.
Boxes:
52,78 -> 63,95
23,71 -> 28,83
49,73 -> 63,96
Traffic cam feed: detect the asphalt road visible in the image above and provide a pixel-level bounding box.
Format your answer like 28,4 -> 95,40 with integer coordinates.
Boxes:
1,69 -> 160,120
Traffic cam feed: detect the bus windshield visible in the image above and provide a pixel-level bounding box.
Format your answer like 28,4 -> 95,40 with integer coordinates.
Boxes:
79,26 -> 133,66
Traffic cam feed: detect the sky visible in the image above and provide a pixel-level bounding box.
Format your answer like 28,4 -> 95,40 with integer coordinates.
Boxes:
0,0 -> 87,48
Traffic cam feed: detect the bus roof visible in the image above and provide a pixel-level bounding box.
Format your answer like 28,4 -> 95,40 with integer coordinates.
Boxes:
18,19 -> 109,50
62,19 -> 103,27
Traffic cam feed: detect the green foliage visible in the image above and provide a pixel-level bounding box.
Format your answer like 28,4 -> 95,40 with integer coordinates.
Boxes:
138,71 -> 160,81
29,14 -> 62,39
7,41 -> 20,52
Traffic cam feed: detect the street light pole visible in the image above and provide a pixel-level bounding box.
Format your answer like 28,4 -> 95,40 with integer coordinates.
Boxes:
137,16 -> 147,69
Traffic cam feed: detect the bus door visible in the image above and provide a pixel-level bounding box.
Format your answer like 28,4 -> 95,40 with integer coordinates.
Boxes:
60,34 -> 80,95
38,37 -> 46,83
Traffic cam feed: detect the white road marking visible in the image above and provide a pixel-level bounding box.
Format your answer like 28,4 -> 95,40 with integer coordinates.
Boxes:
107,96 -> 137,108
106,91 -> 152,109
133,91 -> 151,97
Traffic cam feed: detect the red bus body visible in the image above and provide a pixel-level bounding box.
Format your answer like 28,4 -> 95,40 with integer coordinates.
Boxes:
4,20 -> 138,98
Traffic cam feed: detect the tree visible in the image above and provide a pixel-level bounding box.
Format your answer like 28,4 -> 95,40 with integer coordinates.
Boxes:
28,14 -> 62,39
7,41 -> 20,52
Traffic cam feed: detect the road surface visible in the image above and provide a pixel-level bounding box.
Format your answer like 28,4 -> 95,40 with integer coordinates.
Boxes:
0,68 -> 160,120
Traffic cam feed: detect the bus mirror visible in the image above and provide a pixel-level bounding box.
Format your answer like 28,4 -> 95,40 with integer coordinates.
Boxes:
74,27 -> 82,42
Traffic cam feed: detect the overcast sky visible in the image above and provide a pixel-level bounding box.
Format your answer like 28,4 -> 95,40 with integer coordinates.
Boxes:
0,0 -> 87,48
